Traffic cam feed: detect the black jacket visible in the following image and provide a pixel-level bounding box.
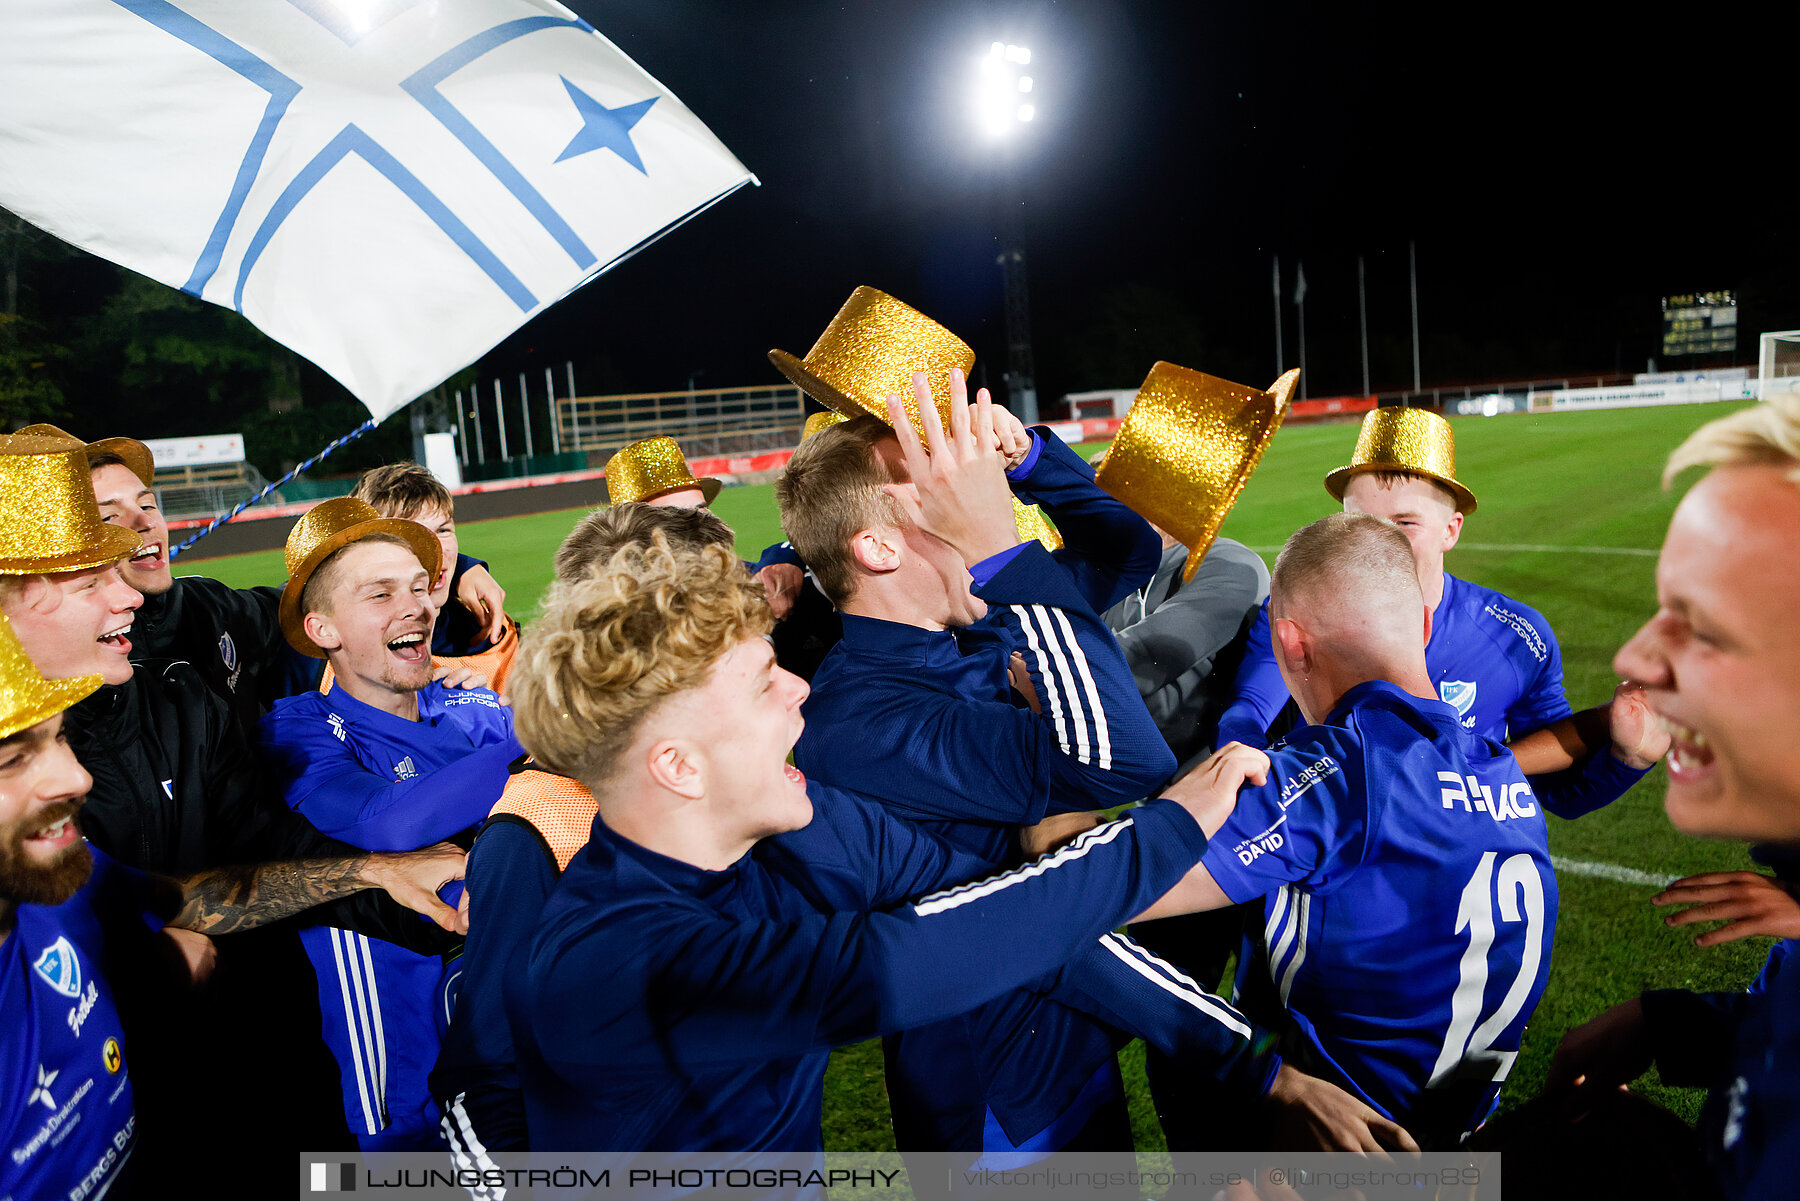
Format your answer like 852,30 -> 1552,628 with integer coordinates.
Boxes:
130,575 -> 286,741
65,658 -> 452,953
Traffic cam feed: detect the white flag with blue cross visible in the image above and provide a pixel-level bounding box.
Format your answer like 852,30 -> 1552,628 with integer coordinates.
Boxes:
0,0 -> 755,420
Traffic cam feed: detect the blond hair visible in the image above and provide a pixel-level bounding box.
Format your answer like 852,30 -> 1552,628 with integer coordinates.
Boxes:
1348,469 -> 1460,511
1664,394 -> 1800,488
773,415 -> 904,606
510,539 -> 771,793
1272,512 -> 1420,629
555,503 -> 734,585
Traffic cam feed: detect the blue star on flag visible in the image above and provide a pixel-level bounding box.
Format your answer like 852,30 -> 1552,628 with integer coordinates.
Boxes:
554,76 -> 658,174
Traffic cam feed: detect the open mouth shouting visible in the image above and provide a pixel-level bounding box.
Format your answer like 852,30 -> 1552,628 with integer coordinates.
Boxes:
387,629 -> 430,665
1661,715 -> 1714,783
97,620 -> 133,657
25,810 -> 81,854
128,540 -> 165,574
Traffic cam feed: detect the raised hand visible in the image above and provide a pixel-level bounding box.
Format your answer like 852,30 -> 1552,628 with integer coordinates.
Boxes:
1267,1063 -> 1421,1154
1546,997 -> 1651,1118
882,369 -> 1020,565
1654,871 -> 1800,946
369,842 -> 469,934
1161,740 -> 1269,838
456,563 -> 508,644
755,562 -> 805,621
1608,680 -> 1669,769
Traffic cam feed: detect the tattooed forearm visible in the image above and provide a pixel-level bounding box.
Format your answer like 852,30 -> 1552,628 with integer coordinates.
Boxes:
166,856 -> 374,935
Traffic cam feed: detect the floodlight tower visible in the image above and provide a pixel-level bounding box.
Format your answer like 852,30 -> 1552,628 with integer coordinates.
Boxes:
976,41 -> 1039,424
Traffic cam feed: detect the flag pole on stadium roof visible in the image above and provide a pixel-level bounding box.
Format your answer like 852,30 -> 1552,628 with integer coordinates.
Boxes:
1410,240 -> 1423,395
1358,254 -> 1371,398
167,414 -> 381,559
1272,255 -> 1284,375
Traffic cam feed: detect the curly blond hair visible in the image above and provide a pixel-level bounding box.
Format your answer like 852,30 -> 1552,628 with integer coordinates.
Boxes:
510,536 -> 772,793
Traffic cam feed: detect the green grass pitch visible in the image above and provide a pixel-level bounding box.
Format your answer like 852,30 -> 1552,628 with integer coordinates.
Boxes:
194,402 -> 1769,1148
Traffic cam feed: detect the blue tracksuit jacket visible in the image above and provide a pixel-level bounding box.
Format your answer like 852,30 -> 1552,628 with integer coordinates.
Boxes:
1216,572 -> 1647,818
259,681 -> 520,1148
1644,933 -> 1800,1196
797,430 -> 1266,1151
505,785 -> 1214,1159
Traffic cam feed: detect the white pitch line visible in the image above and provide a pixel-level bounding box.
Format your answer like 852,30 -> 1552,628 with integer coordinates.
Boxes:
1457,543 -> 1660,557
1247,542 -> 1658,557
1550,855 -> 1678,889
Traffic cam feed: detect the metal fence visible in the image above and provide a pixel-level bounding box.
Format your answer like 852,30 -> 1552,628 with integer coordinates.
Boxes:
155,462 -> 275,522
1371,372 -> 1638,411
558,384 -> 807,461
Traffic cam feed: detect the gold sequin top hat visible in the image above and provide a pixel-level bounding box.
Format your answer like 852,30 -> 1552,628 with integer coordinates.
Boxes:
15,423 -> 155,489
1095,364 -> 1299,582
769,286 -> 973,437
603,437 -> 722,506
0,611 -> 102,740
800,411 -> 848,442
773,290 -> 1060,551
0,434 -> 144,575
1324,407 -> 1477,514
279,497 -> 443,658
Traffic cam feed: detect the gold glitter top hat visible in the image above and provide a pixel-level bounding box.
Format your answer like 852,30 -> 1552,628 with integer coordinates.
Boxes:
0,611 -> 102,740
1323,407 -> 1477,514
603,437 -> 722,506
768,286 -> 973,437
1096,364 -> 1299,583
0,434 -> 144,575
15,423 -> 155,489
1012,497 -> 1063,552
279,497 -> 443,658
800,411 -> 848,443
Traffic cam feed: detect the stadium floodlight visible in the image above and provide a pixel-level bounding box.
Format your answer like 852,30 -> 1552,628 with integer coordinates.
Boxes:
974,43 -> 1036,137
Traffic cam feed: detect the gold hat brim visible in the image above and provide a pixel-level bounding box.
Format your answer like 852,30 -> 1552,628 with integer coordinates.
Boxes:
0,523 -> 144,577
1322,406 -> 1477,514
0,672 -> 103,740
15,424 -> 155,489
770,348 -> 872,421
1012,499 -> 1063,552
766,286 -> 972,441
627,477 -> 724,506
1095,364 -> 1293,584
278,516 -> 445,658
1323,463 -> 1477,514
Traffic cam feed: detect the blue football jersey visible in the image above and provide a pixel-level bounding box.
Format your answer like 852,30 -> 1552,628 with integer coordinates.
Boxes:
1,848 -> 150,1201
1218,573 -> 1570,749
1202,681 -> 1558,1143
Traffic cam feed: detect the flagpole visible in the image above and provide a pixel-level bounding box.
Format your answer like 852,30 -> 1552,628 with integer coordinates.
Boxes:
168,416 -> 381,559
1410,240 -> 1422,396
519,371 -> 535,459
453,388 -> 470,466
545,367 -> 561,455
1295,261 -> 1308,402
493,378 -> 509,460
471,385 -> 486,465
1358,254 -> 1371,398
1272,255 -> 1284,375
565,361 -> 578,452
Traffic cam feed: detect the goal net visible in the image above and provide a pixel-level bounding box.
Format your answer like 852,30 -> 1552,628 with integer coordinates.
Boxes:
1760,330 -> 1800,398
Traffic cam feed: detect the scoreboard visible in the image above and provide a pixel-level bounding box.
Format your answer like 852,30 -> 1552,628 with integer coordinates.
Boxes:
1662,291 -> 1737,356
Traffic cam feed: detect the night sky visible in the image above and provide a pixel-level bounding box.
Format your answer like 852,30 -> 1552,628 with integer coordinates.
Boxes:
476,0 -> 1797,408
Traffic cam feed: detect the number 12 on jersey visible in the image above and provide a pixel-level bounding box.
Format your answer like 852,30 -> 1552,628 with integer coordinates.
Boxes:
1429,850 -> 1549,1089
